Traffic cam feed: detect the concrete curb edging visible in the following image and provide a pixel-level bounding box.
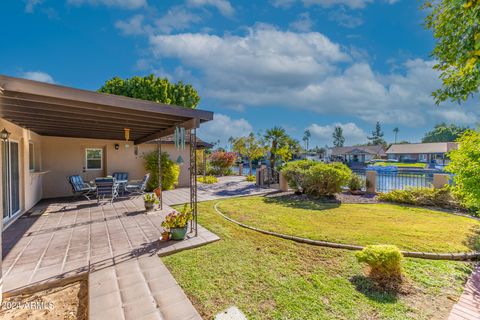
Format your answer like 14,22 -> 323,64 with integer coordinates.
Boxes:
213,202 -> 480,261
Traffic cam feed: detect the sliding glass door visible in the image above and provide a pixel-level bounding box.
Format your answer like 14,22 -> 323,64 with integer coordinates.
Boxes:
2,140 -> 20,223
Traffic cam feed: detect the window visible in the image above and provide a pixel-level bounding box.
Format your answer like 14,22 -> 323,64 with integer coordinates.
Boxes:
29,142 -> 35,171
86,148 -> 102,170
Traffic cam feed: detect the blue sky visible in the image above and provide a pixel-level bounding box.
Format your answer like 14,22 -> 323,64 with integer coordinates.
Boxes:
1,0 -> 478,148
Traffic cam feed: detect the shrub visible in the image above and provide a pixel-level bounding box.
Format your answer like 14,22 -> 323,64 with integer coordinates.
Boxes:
144,151 -> 180,191
356,245 -> 403,287
161,204 -> 193,230
281,160 -> 317,193
446,130 -> 480,214
349,174 -> 365,192
281,161 -> 351,196
209,151 -> 237,176
246,175 -> 256,182
378,186 -> 464,211
197,175 -> 218,184
303,162 -> 352,196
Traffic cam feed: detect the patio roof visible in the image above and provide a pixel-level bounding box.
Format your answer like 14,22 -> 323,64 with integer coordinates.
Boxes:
0,74 -> 213,144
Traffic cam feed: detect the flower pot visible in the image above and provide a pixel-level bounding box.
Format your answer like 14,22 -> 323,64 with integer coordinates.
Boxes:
161,231 -> 170,241
154,187 -> 161,198
144,201 -> 155,211
170,226 -> 188,240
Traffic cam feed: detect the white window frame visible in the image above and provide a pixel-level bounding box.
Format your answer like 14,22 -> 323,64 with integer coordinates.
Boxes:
85,148 -> 103,170
29,142 -> 35,172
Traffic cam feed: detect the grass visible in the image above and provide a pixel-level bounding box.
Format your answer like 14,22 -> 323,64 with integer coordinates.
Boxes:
372,162 -> 427,168
216,196 -> 480,253
164,199 -> 473,319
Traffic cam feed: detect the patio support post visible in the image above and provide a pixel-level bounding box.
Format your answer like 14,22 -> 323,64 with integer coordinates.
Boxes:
157,138 -> 163,210
189,129 -> 198,236
203,149 -> 207,181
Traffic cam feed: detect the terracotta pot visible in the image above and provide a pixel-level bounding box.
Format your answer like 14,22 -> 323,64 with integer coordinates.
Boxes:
161,232 -> 170,241
154,187 -> 162,198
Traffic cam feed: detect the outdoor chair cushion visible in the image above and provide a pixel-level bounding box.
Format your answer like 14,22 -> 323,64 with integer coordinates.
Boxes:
113,172 -> 129,181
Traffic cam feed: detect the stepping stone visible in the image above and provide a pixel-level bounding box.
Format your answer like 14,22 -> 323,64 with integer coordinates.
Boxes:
215,306 -> 247,320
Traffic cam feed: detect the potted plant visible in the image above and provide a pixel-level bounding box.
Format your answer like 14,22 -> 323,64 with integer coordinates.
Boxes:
161,229 -> 170,241
143,193 -> 159,211
161,204 -> 193,240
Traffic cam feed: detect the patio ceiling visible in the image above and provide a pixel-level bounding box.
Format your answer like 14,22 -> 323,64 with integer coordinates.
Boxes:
0,75 -> 213,144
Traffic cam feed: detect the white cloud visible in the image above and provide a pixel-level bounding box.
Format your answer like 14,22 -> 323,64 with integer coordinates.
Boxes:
147,25 -> 464,126
430,109 -> 479,125
20,71 -> 55,84
307,122 -> 368,146
25,0 -> 43,13
67,0 -> 147,9
197,113 -> 253,146
329,8 -> 364,28
154,6 -> 201,34
187,0 -> 235,17
289,12 -> 315,32
274,0 -> 398,9
115,14 -> 145,35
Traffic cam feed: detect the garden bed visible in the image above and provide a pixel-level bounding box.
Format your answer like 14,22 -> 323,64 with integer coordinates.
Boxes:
0,278 -> 88,320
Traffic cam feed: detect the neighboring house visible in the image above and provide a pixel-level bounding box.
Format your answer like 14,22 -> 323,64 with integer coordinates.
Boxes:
329,145 -> 387,164
386,142 -> 458,165
0,74 -> 213,228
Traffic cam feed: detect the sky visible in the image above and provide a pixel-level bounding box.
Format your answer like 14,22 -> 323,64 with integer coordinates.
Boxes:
1,0 -> 478,149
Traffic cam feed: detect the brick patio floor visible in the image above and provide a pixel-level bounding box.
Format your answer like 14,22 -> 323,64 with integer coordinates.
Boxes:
2,196 -> 219,320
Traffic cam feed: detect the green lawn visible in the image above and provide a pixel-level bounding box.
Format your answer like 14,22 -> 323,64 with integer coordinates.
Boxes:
164,199 -> 473,319
373,162 -> 427,168
216,196 -> 480,253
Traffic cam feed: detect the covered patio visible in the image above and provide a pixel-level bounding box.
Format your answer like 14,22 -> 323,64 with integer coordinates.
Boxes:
0,75 -> 217,319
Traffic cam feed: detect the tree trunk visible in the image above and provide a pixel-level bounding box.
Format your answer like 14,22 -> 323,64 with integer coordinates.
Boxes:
249,158 -> 253,176
270,141 -> 276,169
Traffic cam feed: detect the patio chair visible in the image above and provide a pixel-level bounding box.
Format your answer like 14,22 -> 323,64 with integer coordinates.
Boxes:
125,173 -> 150,196
95,177 -> 119,204
113,172 -> 129,195
68,175 -> 96,200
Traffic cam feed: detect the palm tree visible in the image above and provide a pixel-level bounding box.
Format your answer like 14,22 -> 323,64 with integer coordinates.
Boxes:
264,126 -> 288,169
393,127 -> 399,144
303,129 -> 311,150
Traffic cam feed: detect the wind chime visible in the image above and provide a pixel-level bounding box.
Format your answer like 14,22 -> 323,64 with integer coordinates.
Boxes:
124,128 -> 131,148
174,126 -> 186,165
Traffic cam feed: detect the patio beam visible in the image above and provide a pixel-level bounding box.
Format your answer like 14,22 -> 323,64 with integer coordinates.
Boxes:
134,118 -> 200,145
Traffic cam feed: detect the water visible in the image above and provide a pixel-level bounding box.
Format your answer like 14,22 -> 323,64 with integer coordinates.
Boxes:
353,170 -> 438,192
232,165 -> 257,176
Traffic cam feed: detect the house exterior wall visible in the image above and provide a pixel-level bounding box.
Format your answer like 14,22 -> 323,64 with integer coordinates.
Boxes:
0,119 -> 44,229
41,136 -> 191,199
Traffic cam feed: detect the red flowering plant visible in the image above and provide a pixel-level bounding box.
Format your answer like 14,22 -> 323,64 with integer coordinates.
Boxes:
209,151 -> 237,176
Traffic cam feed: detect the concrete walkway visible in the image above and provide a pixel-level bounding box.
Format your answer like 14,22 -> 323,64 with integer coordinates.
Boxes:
449,265 -> 480,320
162,176 -> 277,206
2,196 -> 219,320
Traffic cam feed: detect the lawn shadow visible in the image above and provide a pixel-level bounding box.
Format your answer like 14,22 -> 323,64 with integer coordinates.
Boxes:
350,275 -> 399,304
464,225 -> 480,251
263,194 -> 340,211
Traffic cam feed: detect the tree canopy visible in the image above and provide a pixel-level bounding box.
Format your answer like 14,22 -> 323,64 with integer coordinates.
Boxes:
367,122 -> 386,146
98,74 -> 200,108
422,123 -> 469,142
232,133 -> 265,175
332,126 -> 345,147
423,0 -> 480,103
264,126 -> 298,169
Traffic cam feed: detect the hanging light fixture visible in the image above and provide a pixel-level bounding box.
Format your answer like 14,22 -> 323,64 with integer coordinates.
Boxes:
0,128 -> 11,141
176,155 -> 185,166
124,128 -> 131,148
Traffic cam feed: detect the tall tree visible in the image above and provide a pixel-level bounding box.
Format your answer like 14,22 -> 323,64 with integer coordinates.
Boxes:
422,123 -> 469,143
302,129 -> 311,150
393,127 -> 399,144
232,133 -> 265,175
332,126 -> 345,147
264,126 -> 291,169
98,74 -> 200,108
423,1 -> 480,103
367,122 -> 386,146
